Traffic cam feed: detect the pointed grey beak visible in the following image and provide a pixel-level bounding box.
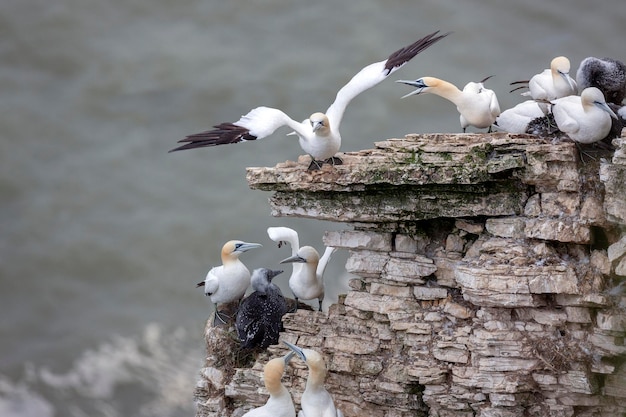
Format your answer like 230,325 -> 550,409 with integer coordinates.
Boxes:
283,351 -> 296,364
396,79 -> 428,98
283,341 -> 306,361
235,242 -> 263,253
268,269 -> 284,281
280,254 -> 307,264
596,101 -> 619,119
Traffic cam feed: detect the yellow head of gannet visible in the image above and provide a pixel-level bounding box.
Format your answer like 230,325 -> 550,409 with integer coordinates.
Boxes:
242,352 -> 296,417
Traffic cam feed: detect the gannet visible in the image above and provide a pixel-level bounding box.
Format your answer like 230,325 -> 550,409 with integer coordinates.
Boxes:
170,31 -> 450,170
551,87 -> 618,144
195,240 -> 262,324
242,352 -> 297,417
510,56 -> 578,112
283,342 -> 343,417
268,226 -> 336,311
493,100 -> 547,134
397,75 -> 500,132
576,57 -> 626,105
236,268 -> 288,349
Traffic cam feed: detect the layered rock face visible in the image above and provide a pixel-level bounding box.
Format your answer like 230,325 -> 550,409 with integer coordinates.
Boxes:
195,133 -> 626,417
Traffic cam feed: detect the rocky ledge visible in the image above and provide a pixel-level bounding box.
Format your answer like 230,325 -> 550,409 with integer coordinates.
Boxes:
196,133 -> 626,417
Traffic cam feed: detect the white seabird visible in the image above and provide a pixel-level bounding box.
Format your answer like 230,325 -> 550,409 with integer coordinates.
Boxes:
551,87 -> 618,144
195,240 -> 262,324
511,56 -> 578,112
576,56 -> 626,105
396,75 -> 501,132
268,226 -> 336,311
236,268 -> 288,349
170,31 -> 450,170
283,341 -> 344,417
242,352 -> 297,417
493,100 -> 546,134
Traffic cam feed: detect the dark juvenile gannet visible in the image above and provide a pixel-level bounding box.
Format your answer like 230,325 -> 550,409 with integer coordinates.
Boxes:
268,227 -> 336,311
236,268 -> 288,350
396,75 -> 501,132
511,56 -> 578,112
242,352 -> 296,417
493,100 -> 546,134
283,342 -> 343,417
552,87 -> 618,144
170,31 -> 450,170
195,240 -> 262,323
576,57 -> 626,105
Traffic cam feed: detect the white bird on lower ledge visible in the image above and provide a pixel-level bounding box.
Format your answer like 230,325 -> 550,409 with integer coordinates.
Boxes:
396,75 -> 501,132
267,226 -> 336,312
242,352 -> 297,417
284,342 -> 343,417
195,240 -> 262,324
551,87 -> 618,144
170,31 -> 450,171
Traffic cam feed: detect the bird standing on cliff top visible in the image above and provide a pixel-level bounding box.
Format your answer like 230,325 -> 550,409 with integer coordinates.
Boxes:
170,31 -> 450,171
284,341 -> 344,417
551,87 -> 618,144
576,56 -> 626,105
396,75 -> 501,132
236,268 -> 288,349
493,100 -> 547,134
268,227 -> 336,311
196,240 -> 262,324
242,352 -> 296,417
510,56 -> 578,113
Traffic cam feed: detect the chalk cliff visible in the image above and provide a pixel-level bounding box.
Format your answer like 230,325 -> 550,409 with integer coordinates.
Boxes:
195,133 -> 626,417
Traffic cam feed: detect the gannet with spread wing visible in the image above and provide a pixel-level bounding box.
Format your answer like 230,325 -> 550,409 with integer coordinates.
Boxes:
170,31 -> 450,170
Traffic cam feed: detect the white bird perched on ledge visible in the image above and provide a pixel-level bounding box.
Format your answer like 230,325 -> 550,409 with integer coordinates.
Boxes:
396,75 -> 501,132
551,87 -> 618,144
242,352 -> 296,417
510,56 -> 578,113
284,341 -> 344,417
493,100 -> 546,134
170,31 -> 450,171
195,240 -> 262,324
267,227 -> 336,311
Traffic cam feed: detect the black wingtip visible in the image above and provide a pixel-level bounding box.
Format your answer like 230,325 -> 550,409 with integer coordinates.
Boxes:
384,30 -> 452,74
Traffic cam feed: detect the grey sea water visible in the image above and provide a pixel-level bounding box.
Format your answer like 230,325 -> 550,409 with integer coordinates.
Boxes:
1,0 -> 624,415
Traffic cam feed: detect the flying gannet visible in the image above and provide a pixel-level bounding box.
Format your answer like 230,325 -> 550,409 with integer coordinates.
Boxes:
396,75 -> 501,132
268,226 -> 335,311
170,31 -> 450,170
236,268 -> 288,350
576,57 -> 626,105
242,352 -> 297,417
510,56 -> 578,112
493,100 -> 546,134
195,240 -> 262,324
551,87 -> 618,144
283,341 -> 343,417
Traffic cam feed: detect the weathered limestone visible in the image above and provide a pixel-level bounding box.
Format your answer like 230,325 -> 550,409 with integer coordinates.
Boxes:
196,133 -> 626,417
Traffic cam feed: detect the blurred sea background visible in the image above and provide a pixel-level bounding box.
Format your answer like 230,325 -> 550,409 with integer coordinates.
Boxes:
1,0 -> 624,416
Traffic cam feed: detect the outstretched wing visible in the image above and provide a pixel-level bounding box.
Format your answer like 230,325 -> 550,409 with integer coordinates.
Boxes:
325,30 -> 450,129
170,107 -> 301,152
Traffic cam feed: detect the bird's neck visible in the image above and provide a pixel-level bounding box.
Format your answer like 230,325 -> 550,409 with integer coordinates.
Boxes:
430,80 -> 464,105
